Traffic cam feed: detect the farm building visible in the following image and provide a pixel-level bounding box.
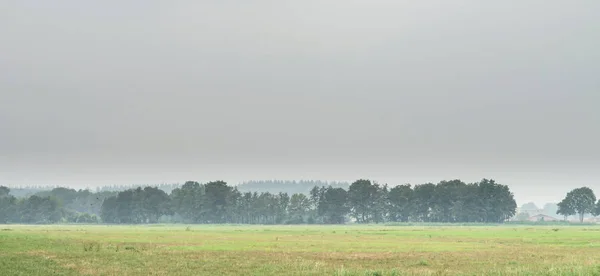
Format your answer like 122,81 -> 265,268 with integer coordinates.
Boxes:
528,214 -> 559,222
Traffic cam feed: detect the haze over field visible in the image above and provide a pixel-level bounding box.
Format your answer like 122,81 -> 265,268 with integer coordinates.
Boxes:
1,1 -> 599,206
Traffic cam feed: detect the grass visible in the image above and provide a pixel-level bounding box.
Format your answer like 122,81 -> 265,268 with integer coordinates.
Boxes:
1,224 -> 600,275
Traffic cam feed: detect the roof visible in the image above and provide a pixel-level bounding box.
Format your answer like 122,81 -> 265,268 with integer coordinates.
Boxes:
528,214 -> 559,220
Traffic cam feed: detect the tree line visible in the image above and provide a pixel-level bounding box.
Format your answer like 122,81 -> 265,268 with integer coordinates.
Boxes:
102,178 -> 518,224
1,178 -> 518,224
0,186 -> 116,224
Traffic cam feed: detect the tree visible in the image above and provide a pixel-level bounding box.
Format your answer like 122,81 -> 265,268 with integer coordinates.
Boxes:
317,187 -> 349,224
17,195 -> 63,224
430,180 -> 467,222
115,189 -> 134,223
556,198 -> 576,221
542,203 -> 558,217
288,193 -> 311,224
275,192 -> 290,224
387,184 -> 413,222
475,179 -> 517,223
411,183 -> 435,222
594,200 -> 600,217
100,196 -> 118,223
348,179 -> 380,223
170,181 -> 204,223
520,202 -> 539,214
203,181 -> 232,223
227,188 -> 243,224
455,183 -> 481,222
0,186 -> 10,197
141,186 -> 172,223
0,186 -> 17,223
5,177 -> 525,225
560,187 -> 596,223
37,188 -> 78,206
515,212 -> 530,222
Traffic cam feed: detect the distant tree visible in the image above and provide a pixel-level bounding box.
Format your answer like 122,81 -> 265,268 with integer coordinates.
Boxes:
0,186 -> 10,197
316,187 -> 349,224
520,202 -> 539,214
556,198 -> 576,221
542,203 -> 559,217
141,186 -> 172,223
594,200 -> 600,217
348,179 -> 381,223
237,180 -> 349,196
386,184 -> 413,222
309,186 -> 322,209
515,212 -> 530,222
288,193 -> 311,224
170,181 -> 204,223
203,181 -> 232,223
17,195 -> 62,224
455,184 -> 481,222
0,186 -> 17,223
75,212 -> 98,223
309,186 -> 325,223
430,180 -> 467,222
100,196 -> 118,223
227,188 -> 243,224
475,179 -> 517,223
3,178 -> 525,225
99,186 -> 172,224
238,192 -> 254,224
115,189 -> 134,223
372,184 -> 388,224
35,187 -> 78,206
411,183 -> 435,222
559,187 -> 596,223
275,192 -> 290,224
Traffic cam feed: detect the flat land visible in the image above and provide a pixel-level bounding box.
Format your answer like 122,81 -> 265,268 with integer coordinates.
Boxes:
1,224 -> 600,275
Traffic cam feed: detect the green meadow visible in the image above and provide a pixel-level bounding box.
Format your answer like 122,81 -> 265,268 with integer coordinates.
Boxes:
1,224 -> 600,275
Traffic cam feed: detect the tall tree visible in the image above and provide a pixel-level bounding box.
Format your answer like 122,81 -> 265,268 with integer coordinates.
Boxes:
100,196 -> 118,223
203,181 -> 232,223
560,187 -> 596,222
317,187 -> 349,224
430,180 -> 467,222
386,184 -> 413,222
475,179 -> 517,223
288,193 -> 311,224
170,181 -> 204,223
141,186 -> 172,223
556,198 -> 575,221
412,183 -> 435,222
348,179 -> 379,223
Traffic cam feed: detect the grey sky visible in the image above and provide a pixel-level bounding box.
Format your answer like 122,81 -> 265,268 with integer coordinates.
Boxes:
1,1 -> 599,206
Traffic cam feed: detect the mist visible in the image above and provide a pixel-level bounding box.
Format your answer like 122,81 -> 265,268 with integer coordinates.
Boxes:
1,1 -> 599,206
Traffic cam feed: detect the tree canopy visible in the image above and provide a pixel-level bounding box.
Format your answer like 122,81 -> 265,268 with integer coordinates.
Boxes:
557,187 -> 596,222
1,179 -> 519,225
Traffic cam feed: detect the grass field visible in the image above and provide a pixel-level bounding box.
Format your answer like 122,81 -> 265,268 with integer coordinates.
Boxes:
1,224 -> 600,275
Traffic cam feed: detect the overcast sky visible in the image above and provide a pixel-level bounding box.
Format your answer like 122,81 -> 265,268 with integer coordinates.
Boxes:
1,1 -> 598,206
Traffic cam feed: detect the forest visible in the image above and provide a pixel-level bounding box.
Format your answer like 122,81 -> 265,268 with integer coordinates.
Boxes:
0,179 -> 531,224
